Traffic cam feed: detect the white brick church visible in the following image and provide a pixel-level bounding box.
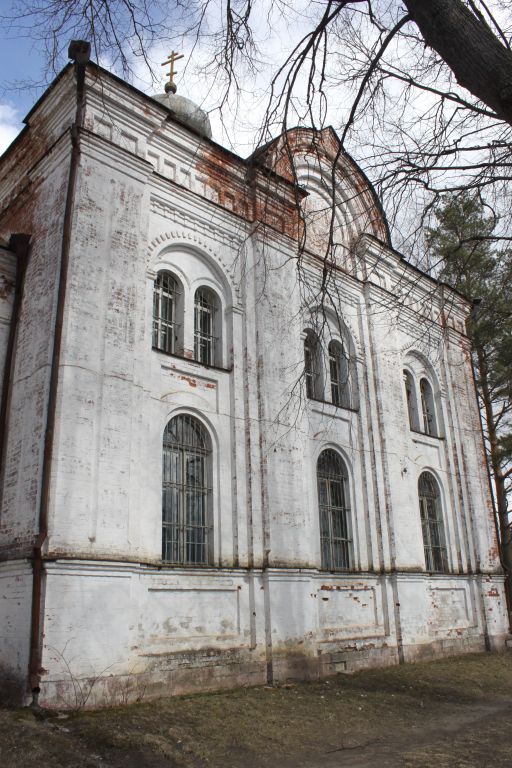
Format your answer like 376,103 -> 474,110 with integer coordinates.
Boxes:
0,49 -> 508,708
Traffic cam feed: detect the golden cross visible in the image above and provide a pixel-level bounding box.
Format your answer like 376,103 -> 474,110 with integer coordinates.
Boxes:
161,51 -> 184,93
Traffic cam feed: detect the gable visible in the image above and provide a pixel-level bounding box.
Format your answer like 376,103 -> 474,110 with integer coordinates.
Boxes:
252,127 -> 390,261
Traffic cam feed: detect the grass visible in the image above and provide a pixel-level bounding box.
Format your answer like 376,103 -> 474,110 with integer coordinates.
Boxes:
1,651 -> 511,768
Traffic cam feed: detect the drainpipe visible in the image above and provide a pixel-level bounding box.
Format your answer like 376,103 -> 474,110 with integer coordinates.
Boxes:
29,40 -> 91,703
0,235 -> 31,509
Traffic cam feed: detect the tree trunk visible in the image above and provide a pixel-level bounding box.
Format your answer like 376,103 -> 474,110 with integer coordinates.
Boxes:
477,347 -> 512,608
404,0 -> 512,126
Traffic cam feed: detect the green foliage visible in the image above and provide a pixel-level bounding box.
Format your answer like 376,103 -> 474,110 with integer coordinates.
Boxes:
426,193 -> 496,297
427,192 -> 512,511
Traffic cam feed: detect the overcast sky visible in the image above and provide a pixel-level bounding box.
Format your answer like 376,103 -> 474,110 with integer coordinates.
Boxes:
0,0 -> 290,153
0,10 -> 33,152
0,0 -> 353,157
2,0 -> 511,261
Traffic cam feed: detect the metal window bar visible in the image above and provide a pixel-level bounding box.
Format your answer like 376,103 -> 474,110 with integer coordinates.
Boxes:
420,379 -> 434,436
317,449 -> 352,570
162,414 -> 212,565
329,342 -> 350,408
418,472 -> 448,573
304,338 -> 314,398
304,333 -> 320,399
153,272 -> 179,353
194,288 -> 217,365
404,371 -> 415,429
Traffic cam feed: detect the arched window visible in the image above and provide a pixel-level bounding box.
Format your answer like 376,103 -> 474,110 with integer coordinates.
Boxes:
420,378 -> 437,436
304,330 -> 322,400
418,472 -> 448,573
153,271 -> 182,354
162,414 -> 212,565
317,449 -> 352,570
403,370 -> 419,430
329,340 -> 350,408
194,287 -> 221,366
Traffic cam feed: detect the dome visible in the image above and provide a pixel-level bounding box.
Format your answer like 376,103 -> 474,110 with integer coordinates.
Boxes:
153,92 -> 212,140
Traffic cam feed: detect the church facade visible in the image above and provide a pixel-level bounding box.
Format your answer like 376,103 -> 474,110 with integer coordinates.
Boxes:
0,56 -> 509,709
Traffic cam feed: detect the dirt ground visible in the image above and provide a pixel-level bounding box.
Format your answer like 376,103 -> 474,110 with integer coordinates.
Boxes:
1,652 -> 511,768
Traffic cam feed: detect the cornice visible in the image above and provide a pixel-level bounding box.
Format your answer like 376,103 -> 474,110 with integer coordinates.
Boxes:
79,129 -> 153,183
149,194 -> 247,252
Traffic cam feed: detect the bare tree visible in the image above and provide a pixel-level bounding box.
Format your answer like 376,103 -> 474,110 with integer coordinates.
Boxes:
427,192 -> 512,599
3,1 -> 512,251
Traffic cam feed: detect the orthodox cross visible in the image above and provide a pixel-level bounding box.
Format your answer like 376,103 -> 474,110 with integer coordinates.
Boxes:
162,51 -> 184,94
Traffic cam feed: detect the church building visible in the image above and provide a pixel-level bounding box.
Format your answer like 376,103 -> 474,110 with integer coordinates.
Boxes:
0,47 -> 509,708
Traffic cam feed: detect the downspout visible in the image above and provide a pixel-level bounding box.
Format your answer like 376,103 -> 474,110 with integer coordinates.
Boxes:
0,235 -> 31,508
29,41 -> 91,703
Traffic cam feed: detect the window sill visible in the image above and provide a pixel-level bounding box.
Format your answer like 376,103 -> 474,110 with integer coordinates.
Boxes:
307,396 -> 359,414
160,561 -> 214,569
152,346 -> 232,373
410,429 -> 444,441
424,569 -> 453,576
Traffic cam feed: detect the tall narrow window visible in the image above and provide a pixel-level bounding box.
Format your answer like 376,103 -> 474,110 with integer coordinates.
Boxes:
317,449 -> 352,570
162,414 -> 212,565
153,271 -> 181,353
194,287 -> 218,366
404,370 -> 419,430
304,330 -> 322,400
329,340 -> 350,408
420,378 -> 437,436
418,472 -> 448,573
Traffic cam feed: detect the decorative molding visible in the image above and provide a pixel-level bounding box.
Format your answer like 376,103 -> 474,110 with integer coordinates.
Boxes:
149,193 -> 247,249
146,223 -> 243,304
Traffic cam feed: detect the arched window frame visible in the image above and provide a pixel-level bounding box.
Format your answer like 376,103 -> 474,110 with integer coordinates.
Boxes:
317,448 -> 353,571
403,355 -> 442,438
418,471 -> 449,573
194,286 -> 222,367
153,270 -> 184,354
328,339 -> 350,408
304,329 -> 323,400
162,413 -> 213,566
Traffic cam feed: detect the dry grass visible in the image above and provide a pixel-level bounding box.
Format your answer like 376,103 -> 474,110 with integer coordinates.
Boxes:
1,652 -> 511,768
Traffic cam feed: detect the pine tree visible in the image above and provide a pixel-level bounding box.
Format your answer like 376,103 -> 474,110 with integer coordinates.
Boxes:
427,193 -> 512,606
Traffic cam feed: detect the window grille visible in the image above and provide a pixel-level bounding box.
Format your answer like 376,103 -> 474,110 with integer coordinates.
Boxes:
329,340 -> 350,408
162,414 -> 212,565
194,288 -> 217,365
153,272 -> 179,353
317,449 -> 352,570
304,331 -> 321,399
418,471 -> 448,573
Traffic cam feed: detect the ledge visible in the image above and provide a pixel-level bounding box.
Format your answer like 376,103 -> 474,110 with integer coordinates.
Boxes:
410,428 -> 444,441
152,346 -> 232,373
308,396 -> 359,414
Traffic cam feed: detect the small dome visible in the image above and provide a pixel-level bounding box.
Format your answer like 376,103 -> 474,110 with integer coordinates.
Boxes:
153,92 -> 212,140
